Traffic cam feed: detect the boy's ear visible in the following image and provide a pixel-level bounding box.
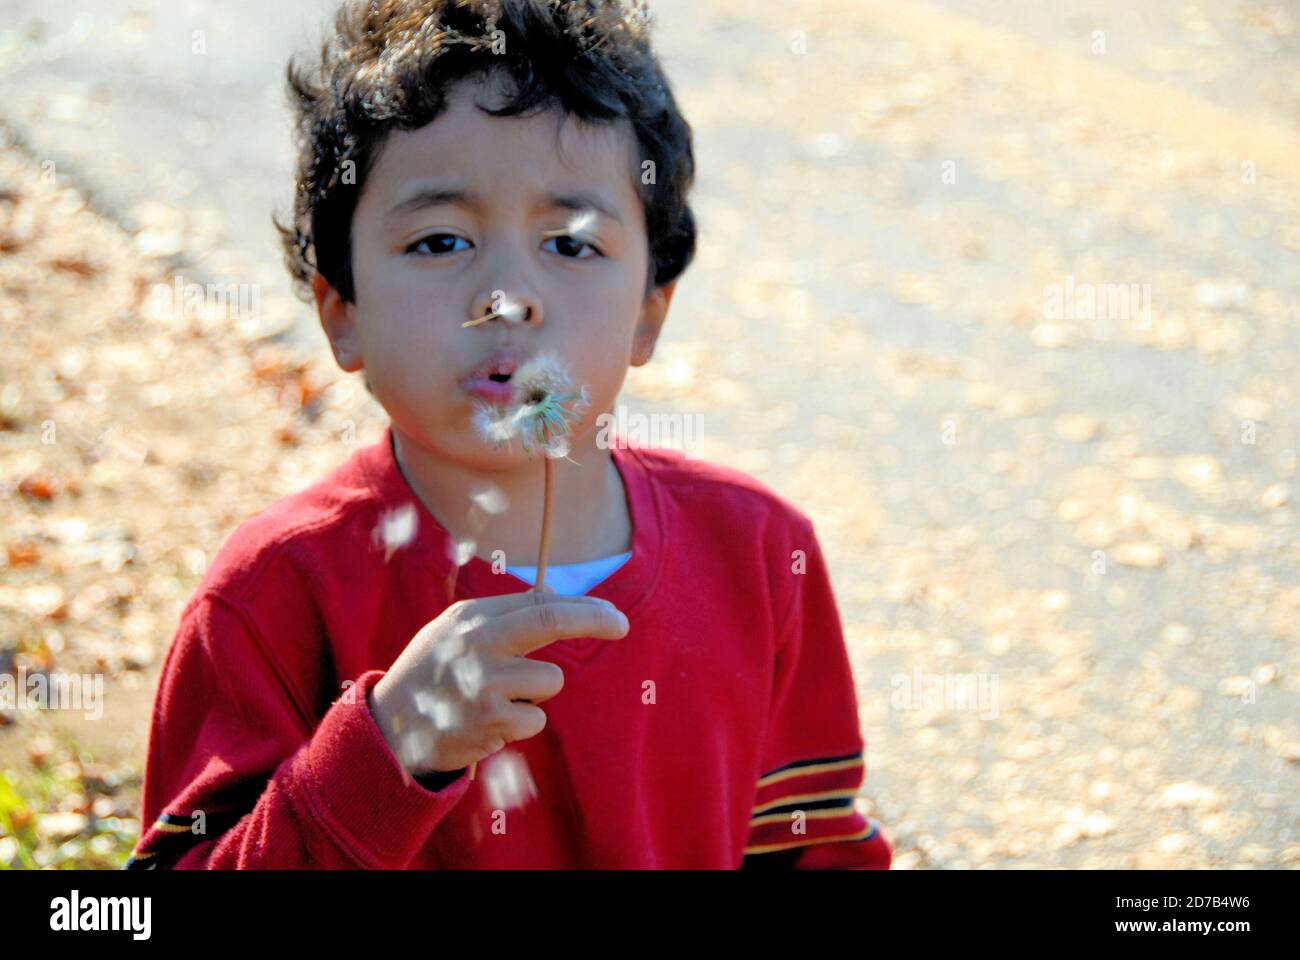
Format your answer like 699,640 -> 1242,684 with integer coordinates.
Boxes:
311,272 -> 364,373
631,280 -> 676,367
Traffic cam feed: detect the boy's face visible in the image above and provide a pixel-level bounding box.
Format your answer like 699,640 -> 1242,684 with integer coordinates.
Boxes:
313,69 -> 676,469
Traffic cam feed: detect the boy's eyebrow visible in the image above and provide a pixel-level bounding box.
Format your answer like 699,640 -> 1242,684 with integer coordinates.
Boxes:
387,184 -> 623,227
545,190 -> 623,228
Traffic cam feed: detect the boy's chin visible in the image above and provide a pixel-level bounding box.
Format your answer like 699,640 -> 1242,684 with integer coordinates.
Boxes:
397,412 -> 591,471
451,429 -> 567,471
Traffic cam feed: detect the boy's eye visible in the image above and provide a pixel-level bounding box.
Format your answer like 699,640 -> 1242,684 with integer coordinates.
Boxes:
406,233 -> 471,256
405,233 -> 601,259
543,234 -> 601,259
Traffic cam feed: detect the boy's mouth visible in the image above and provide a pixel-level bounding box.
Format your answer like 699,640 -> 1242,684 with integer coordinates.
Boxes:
465,350 -> 524,382
462,350 -> 525,403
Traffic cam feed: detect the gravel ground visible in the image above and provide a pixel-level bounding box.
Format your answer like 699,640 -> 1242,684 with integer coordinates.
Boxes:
1,0 -> 1297,868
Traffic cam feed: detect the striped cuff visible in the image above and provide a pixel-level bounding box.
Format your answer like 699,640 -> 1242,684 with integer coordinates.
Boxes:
744,750 -> 874,854
124,808 -> 246,870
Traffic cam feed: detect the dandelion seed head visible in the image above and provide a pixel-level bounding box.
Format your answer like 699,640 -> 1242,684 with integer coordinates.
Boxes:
469,352 -> 588,458
512,351 -> 574,399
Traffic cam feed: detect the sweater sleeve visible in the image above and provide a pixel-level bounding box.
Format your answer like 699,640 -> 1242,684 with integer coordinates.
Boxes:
740,521 -> 892,870
126,592 -> 472,869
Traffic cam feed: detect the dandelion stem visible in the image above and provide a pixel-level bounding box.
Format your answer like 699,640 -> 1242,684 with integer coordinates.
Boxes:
534,456 -> 555,594
461,310 -> 503,328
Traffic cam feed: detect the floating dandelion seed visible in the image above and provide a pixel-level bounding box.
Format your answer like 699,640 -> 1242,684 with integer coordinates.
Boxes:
373,503 -> 417,561
541,208 -> 599,246
462,292 -> 528,328
483,749 -> 538,811
450,651 -> 484,700
498,295 -> 528,325
471,402 -> 523,447
470,484 -> 508,516
430,626 -> 469,681
397,727 -> 435,781
429,699 -> 457,732
444,489 -> 503,601
447,487 -> 507,601
448,537 -> 476,567
414,689 -> 459,733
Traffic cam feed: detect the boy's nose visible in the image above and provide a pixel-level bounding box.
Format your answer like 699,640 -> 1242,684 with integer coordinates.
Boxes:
469,289 -> 541,327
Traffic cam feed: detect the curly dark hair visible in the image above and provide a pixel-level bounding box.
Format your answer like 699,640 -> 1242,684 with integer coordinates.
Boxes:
276,0 -> 697,305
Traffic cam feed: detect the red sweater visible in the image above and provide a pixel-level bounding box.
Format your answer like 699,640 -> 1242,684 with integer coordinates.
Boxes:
127,425 -> 892,869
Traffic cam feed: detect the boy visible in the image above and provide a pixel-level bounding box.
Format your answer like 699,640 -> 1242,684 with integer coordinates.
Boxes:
128,0 -> 892,869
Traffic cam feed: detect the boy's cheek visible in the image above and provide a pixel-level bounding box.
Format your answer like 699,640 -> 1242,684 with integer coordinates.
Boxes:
574,365 -> 628,428
358,303 -> 467,374
362,341 -> 462,420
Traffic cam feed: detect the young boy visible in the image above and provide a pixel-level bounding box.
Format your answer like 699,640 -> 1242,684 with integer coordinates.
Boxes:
127,0 -> 892,870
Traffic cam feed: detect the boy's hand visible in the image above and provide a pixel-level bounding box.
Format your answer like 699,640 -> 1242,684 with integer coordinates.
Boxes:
369,589 -> 629,778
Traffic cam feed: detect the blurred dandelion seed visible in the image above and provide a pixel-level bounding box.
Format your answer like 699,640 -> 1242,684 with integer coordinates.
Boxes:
483,749 -> 538,811
414,689 -> 459,733
430,699 -> 457,732
373,503 -> 417,561
497,294 -> 528,325
541,208 -> 599,246
450,651 -> 483,699
398,728 -> 434,773
471,402 -> 523,447
449,537 -> 476,566
470,484 -> 508,515
431,628 -> 467,683
462,293 -> 527,327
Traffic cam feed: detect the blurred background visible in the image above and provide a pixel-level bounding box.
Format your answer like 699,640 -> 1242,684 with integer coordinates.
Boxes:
0,0 -> 1297,868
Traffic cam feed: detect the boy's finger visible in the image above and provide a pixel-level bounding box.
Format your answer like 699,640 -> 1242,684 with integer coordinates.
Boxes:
452,589 -> 611,618
494,658 -> 565,705
491,597 -> 630,657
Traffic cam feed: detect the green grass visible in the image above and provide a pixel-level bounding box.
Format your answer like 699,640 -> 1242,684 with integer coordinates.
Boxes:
0,731 -> 140,870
